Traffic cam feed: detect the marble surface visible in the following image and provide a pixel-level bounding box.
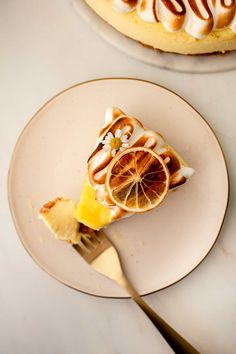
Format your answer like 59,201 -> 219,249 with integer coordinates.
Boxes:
73,0 -> 236,73
1,1 -> 236,353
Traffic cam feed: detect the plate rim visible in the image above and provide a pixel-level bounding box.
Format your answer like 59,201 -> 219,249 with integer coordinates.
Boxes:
7,77 -> 230,299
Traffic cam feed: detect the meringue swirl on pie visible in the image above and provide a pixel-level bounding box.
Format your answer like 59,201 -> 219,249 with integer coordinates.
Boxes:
84,0 -> 236,54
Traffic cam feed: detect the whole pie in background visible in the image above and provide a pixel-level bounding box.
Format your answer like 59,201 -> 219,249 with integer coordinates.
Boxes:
84,0 -> 236,55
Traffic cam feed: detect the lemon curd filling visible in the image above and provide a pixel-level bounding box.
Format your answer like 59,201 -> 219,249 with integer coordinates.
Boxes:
74,178 -> 111,230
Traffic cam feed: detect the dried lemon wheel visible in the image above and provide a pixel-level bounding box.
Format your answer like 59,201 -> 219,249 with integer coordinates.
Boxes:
106,147 -> 170,212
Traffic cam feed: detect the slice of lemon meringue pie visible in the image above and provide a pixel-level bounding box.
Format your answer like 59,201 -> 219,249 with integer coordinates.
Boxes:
39,107 -> 194,244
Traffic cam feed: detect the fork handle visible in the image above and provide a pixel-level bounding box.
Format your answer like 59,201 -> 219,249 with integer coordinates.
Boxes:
116,274 -> 200,354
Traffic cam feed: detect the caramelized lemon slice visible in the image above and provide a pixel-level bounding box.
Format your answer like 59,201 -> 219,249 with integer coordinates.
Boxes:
106,147 -> 170,212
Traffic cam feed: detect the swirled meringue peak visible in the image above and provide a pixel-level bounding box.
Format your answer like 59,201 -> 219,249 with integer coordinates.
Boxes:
111,0 -> 236,38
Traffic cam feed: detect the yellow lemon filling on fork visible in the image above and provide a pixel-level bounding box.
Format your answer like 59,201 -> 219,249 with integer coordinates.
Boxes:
39,107 -> 194,244
74,178 -> 111,230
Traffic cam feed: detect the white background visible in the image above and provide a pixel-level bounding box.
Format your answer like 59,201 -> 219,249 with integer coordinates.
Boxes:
1,1 -> 236,353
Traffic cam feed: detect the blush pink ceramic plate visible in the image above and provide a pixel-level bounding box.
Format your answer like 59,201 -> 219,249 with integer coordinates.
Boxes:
8,78 -> 229,298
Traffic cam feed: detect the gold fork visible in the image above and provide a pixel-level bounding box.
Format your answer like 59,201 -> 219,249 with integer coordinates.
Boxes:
73,230 -> 200,354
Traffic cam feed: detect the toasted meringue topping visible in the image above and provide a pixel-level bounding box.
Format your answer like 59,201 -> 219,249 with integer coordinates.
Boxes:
87,107 -> 194,222
110,0 -> 236,38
